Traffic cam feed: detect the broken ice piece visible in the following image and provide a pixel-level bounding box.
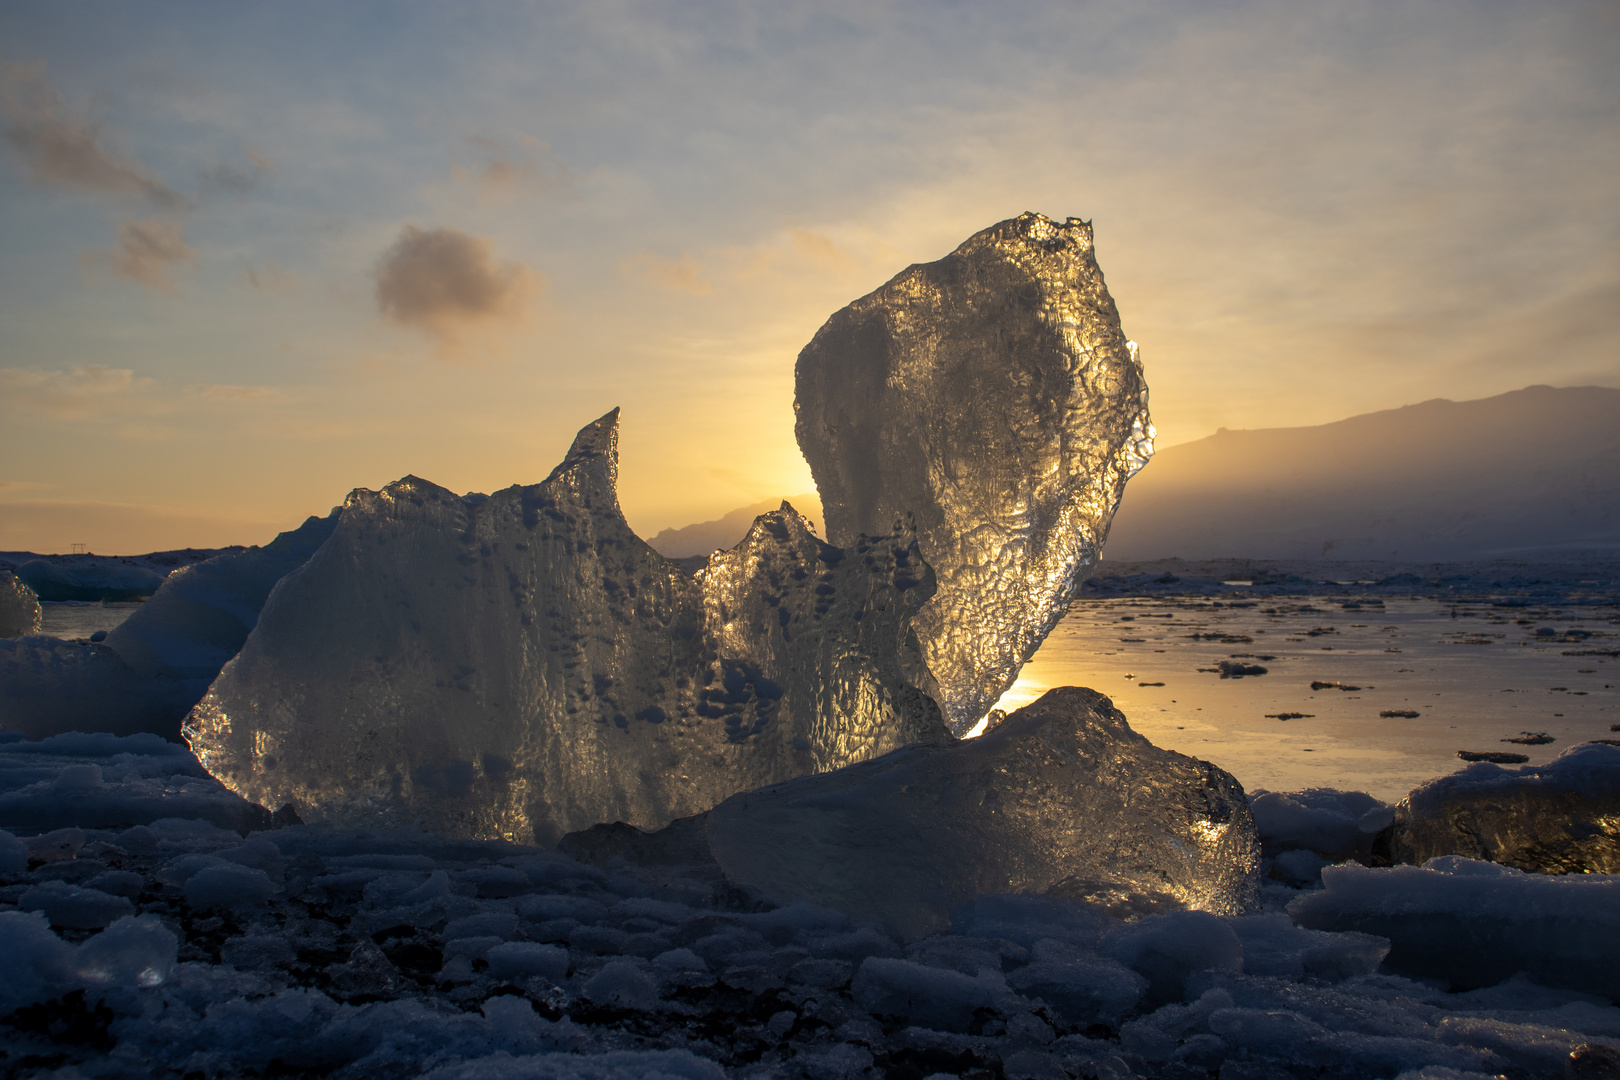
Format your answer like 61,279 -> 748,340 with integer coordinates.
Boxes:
187,410 -> 946,844
796,213 -> 1152,735
701,686 -> 1259,939
1396,742 -> 1620,873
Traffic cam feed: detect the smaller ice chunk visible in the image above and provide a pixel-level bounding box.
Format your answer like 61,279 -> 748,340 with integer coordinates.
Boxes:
184,863 -> 276,910
19,879 -> 136,929
0,909 -> 76,1012
0,827 -> 27,873
1290,856 -> 1620,996
1249,788 -> 1392,860
583,959 -> 661,1011
851,956 -> 1012,1033
0,570 -> 42,637
1392,741 -> 1620,873
1098,910 -> 1244,1007
76,912 -> 178,988
1229,913 -> 1388,982
702,687 -> 1258,939
487,941 -> 568,983
25,826 -> 85,863
1006,956 -> 1147,1025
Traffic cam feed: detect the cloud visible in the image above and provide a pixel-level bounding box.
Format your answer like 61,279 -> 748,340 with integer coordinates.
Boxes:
0,61 -> 186,209
0,365 -> 291,431
621,252 -> 713,295
452,135 -> 577,204
244,261 -> 299,294
0,365 -> 151,421
201,150 -> 272,195
374,224 -> 543,359
789,229 -> 859,273
87,218 -> 195,292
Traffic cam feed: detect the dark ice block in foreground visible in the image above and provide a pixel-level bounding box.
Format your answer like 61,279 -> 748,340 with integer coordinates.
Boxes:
702,686 -> 1258,939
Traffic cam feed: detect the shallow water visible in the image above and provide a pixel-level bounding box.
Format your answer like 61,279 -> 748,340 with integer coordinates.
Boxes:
26,592 -> 1620,803
38,600 -> 143,640
993,594 -> 1619,801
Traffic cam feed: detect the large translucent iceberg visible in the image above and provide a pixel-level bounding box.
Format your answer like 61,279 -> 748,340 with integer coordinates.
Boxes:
796,212 -> 1154,733
186,411 -> 946,844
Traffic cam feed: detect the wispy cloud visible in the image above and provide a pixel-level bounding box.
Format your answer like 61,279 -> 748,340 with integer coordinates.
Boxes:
621,252 -> 713,295
452,135 -> 577,205
244,261 -> 299,294
0,61 -> 186,209
374,224 -> 543,360
0,364 -> 291,430
0,365 -> 152,420
201,150 -> 272,195
86,218 -> 195,292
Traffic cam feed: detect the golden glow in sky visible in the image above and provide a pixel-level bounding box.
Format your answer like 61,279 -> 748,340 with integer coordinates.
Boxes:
1,3 -> 1617,553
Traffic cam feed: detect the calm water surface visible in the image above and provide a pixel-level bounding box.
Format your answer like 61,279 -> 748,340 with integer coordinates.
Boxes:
993,594 -> 1618,801
34,596 -> 1620,801
38,601 -> 143,640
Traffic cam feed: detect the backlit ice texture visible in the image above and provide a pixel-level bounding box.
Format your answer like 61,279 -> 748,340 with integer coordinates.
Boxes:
1391,741 -> 1620,874
0,571 -> 41,638
187,411 -> 945,844
795,212 -> 1154,734
702,687 -> 1259,939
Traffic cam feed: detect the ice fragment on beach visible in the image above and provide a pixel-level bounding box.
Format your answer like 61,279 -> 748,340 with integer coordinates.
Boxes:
1392,741 -> 1620,873
1290,856 -> 1620,997
1249,788 -> 1393,861
0,511 -> 337,740
187,410 -> 945,843
701,686 -> 1258,939
795,212 -> 1153,734
0,571 -> 41,637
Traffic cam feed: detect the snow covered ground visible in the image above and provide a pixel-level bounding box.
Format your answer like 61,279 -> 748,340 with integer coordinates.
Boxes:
3,729 -> 1618,1080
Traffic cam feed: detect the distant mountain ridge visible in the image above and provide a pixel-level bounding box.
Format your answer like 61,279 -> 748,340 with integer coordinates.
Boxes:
648,495 -> 823,559
649,387 -> 1620,564
1104,385 -> 1620,562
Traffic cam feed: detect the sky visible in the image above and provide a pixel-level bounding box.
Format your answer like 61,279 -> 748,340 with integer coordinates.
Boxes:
1,2 -> 1617,554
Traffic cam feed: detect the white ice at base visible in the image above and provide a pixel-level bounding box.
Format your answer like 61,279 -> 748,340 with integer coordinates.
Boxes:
0,735 -> 1615,1078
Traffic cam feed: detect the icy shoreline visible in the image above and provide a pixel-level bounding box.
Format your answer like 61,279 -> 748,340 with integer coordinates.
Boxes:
3,728 -> 1619,1079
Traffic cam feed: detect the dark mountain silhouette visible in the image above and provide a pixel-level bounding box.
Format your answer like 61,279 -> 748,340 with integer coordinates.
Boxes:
651,387 -> 1620,564
1104,385 -> 1620,562
648,495 -> 822,558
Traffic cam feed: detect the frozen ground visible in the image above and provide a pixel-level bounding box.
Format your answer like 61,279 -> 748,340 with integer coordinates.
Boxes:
3,730 -> 1619,1079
